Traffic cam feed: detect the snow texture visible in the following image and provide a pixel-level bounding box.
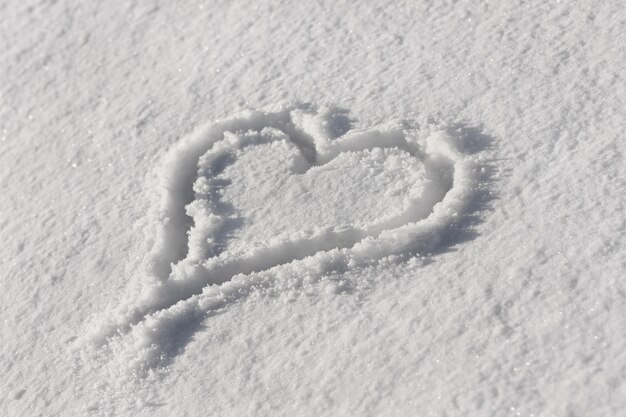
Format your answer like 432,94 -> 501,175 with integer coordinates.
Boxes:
0,0 -> 624,416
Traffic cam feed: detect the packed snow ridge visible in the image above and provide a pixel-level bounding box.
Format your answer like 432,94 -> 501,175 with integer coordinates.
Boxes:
85,104 -> 483,370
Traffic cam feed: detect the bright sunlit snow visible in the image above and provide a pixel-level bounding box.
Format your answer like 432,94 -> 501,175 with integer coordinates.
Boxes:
1,1 -> 624,416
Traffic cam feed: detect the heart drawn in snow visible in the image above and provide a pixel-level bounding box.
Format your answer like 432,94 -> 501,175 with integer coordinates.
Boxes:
88,104 -> 484,370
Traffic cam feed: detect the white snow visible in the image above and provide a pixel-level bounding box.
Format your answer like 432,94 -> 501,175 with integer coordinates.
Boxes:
1,0 -> 624,416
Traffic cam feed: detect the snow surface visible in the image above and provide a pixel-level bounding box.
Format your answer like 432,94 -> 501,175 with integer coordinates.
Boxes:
1,1 -> 624,416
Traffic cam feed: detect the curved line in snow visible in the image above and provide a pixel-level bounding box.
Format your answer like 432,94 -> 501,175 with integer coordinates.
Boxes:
87,104 -> 479,358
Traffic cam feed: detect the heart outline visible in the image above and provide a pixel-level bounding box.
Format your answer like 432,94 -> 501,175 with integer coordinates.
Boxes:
87,104 -> 481,369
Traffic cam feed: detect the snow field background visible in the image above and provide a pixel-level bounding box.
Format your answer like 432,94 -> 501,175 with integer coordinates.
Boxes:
0,0 -> 624,416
